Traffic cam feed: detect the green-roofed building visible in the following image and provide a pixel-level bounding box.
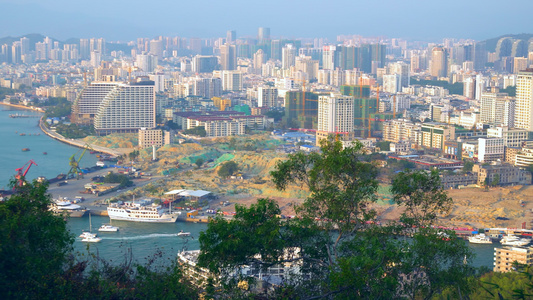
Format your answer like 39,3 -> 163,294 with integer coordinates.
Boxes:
233,104 -> 251,115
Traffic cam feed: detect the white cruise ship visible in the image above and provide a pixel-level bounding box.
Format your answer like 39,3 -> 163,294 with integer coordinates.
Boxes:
107,199 -> 178,223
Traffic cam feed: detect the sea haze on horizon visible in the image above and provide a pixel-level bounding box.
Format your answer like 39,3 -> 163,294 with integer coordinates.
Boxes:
0,0 -> 532,41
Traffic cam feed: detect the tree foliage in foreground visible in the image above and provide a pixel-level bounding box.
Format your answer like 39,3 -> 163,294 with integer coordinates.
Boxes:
199,139 -> 474,299
0,180 -> 197,299
0,180 -> 73,298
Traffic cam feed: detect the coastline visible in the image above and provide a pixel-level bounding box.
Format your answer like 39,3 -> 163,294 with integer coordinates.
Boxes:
38,118 -> 123,157
0,102 -> 45,112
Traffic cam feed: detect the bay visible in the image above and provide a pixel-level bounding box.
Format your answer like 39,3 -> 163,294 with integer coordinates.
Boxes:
0,106 -> 498,270
0,105 -> 98,189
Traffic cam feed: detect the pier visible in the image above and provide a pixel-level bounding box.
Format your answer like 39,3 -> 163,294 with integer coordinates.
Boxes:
10,113 -> 40,118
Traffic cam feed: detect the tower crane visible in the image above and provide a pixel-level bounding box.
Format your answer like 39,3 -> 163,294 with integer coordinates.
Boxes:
67,144 -> 95,179
14,159 -> 38,190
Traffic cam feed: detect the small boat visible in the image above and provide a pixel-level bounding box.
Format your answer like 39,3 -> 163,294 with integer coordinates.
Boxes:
177,230 -> 191,237
79,231 -> 97,239
500,235 -> 531,247
98,224 -> 119,232
82,235 -> 102,243
80,213 -> 101,243
20,133 -> 26,136
43,152 -> 47,155
468,233 -> 492,244
21,148 -> 30,152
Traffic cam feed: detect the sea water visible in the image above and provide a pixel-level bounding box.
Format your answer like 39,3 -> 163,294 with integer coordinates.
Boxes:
0,106 -> 98,189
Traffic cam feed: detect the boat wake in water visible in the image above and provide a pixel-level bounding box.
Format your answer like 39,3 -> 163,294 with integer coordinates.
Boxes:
102,233 -> 181,240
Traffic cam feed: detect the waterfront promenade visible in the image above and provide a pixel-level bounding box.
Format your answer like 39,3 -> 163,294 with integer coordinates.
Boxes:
38,118 -> 123,157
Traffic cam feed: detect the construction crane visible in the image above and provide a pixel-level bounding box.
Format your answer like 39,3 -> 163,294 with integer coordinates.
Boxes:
14,159 -> 38,190
393,95 -> 396,119
67,144 -> 94,179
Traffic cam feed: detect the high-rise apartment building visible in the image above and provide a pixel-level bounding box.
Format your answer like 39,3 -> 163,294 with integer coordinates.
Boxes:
257,86 -> 278,107
389,61 -> 410,88
226,30 -> 236,44
295,55 -> 319,80
316,93 -> 354,145
322,45 -> 338,70
20,37 -> 29,56
73,82 -> 122,124
90,38 -> 105,55
222,70 -> 242,91
220,43 -> 236,70
193,77 -> 222,99
514,69 -> 533,131
192,55 -> 218,73
480,90 -> 515,127
430,47 -> 448,78
136,53 -> 158,72
93,78 -> 155,135
383,119 -> 420,143
79,39 -> 90,60
253,49 -> 265,70
258,27 -> 270,44
514,57 -> 528,74
282,44 -> 296,70
90,51 -> 101,68
149,39 -> 164,58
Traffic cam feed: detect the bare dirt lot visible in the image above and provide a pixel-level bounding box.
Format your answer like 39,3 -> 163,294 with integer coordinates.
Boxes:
86,133 -> 533,230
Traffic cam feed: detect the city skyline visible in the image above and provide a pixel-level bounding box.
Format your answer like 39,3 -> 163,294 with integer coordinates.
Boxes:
1,0 -> 532,42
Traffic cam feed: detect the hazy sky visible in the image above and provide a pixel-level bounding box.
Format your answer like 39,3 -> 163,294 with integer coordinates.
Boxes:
1,0 -> 532,42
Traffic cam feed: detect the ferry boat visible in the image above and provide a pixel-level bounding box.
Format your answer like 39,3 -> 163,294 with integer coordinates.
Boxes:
500,235 -> 531,247
107,198 -> 178,223
468,233 -> 492,244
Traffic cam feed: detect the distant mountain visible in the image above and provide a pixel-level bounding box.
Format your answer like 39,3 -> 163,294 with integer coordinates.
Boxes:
483,33 -> 533,52
0,33 -> 51,51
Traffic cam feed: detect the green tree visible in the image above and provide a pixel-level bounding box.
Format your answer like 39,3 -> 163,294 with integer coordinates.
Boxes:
391,169 -> 473,299
195,158 -> 204,168
217,161 -> 239,178
103,171 -> 133,187
376,140 -> 391,151
183,126 -> 207,137
128,150 -> 139,161
199,139 -> 474,299
463,160 -> 474,172
391,169 -> 453,227
500,85 -> 516,97
491,174 -> 500,187
0,180 -> 74,298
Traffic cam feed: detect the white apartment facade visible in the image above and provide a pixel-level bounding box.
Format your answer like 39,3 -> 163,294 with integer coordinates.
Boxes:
316,93 -> 354,145
93,79 -> 156,135
478,138 -> 505,163
515,70 -> 533,131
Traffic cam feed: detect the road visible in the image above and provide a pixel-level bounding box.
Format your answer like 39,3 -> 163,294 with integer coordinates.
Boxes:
39,118 -> 122,157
